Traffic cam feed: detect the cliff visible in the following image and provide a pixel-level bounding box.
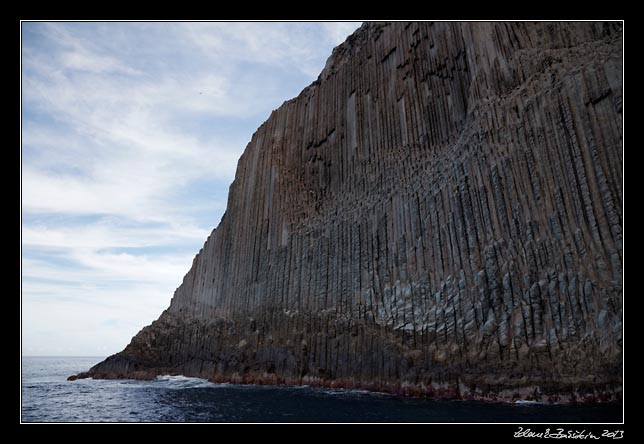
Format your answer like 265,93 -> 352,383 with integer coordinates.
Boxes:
71,22 -> 623,403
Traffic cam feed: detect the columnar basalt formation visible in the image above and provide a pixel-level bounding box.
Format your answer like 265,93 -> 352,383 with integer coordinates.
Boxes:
72,22 -> 623,403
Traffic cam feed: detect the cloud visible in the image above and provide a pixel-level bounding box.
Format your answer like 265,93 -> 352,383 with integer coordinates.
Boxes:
21,21 -> 362,356
22,219 -> 208,251
60,50 -> 142,75
181,22 -> 362,78
322,22 -> 363,45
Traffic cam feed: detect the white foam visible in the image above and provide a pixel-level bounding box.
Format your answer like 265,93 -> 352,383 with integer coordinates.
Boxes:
514,400 -> 546,405
154,375 -> 218,389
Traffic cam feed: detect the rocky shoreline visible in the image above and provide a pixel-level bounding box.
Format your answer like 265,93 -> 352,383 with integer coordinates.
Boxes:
68,368 -> 621,405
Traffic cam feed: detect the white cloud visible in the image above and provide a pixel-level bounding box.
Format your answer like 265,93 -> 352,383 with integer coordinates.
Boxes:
60,49 -> 142,75
322,22 -> 363,45
22,221 -> 208,251
181,22 -> 362,78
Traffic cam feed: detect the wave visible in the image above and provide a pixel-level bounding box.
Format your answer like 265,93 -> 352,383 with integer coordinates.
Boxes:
514,400 -> 547,406
311,387 -> 391,397
154,375 -> 222,389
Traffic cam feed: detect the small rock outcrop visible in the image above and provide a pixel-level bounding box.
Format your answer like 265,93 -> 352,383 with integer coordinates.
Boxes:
71,22 -> 623,403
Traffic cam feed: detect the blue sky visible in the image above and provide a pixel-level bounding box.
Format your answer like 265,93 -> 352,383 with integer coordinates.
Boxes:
21,21 -> 362,356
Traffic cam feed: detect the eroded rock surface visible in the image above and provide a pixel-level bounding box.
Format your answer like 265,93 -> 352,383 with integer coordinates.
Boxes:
72,22 -> 623,402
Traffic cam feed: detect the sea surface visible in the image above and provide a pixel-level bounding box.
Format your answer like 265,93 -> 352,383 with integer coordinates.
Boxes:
21,356 -> 622,423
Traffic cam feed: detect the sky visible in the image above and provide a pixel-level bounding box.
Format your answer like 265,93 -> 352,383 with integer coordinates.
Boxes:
21,21 -> 362,357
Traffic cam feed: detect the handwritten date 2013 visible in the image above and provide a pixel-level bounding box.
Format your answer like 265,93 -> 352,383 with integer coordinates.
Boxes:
514,427 -> 624,439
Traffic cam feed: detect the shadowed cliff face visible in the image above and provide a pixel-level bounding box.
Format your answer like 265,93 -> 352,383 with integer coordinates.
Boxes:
75,22 -> 623,403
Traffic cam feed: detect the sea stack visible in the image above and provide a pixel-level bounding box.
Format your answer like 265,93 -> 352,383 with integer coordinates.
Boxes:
72,22 -> 623,403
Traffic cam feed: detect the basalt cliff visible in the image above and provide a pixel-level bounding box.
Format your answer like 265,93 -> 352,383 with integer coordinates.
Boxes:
71,22 -> 623,403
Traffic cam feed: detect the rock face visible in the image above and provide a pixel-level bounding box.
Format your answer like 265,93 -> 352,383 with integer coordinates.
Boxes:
75,22 -> 623,402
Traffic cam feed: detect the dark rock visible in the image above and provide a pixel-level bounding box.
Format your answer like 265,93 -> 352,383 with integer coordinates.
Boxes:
70,22 -> 622,403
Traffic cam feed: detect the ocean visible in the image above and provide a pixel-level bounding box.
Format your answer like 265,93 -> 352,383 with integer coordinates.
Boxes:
21,356 -> 622,423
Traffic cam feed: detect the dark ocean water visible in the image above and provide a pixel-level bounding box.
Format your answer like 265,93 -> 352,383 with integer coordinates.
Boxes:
21,356 -> 622,423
